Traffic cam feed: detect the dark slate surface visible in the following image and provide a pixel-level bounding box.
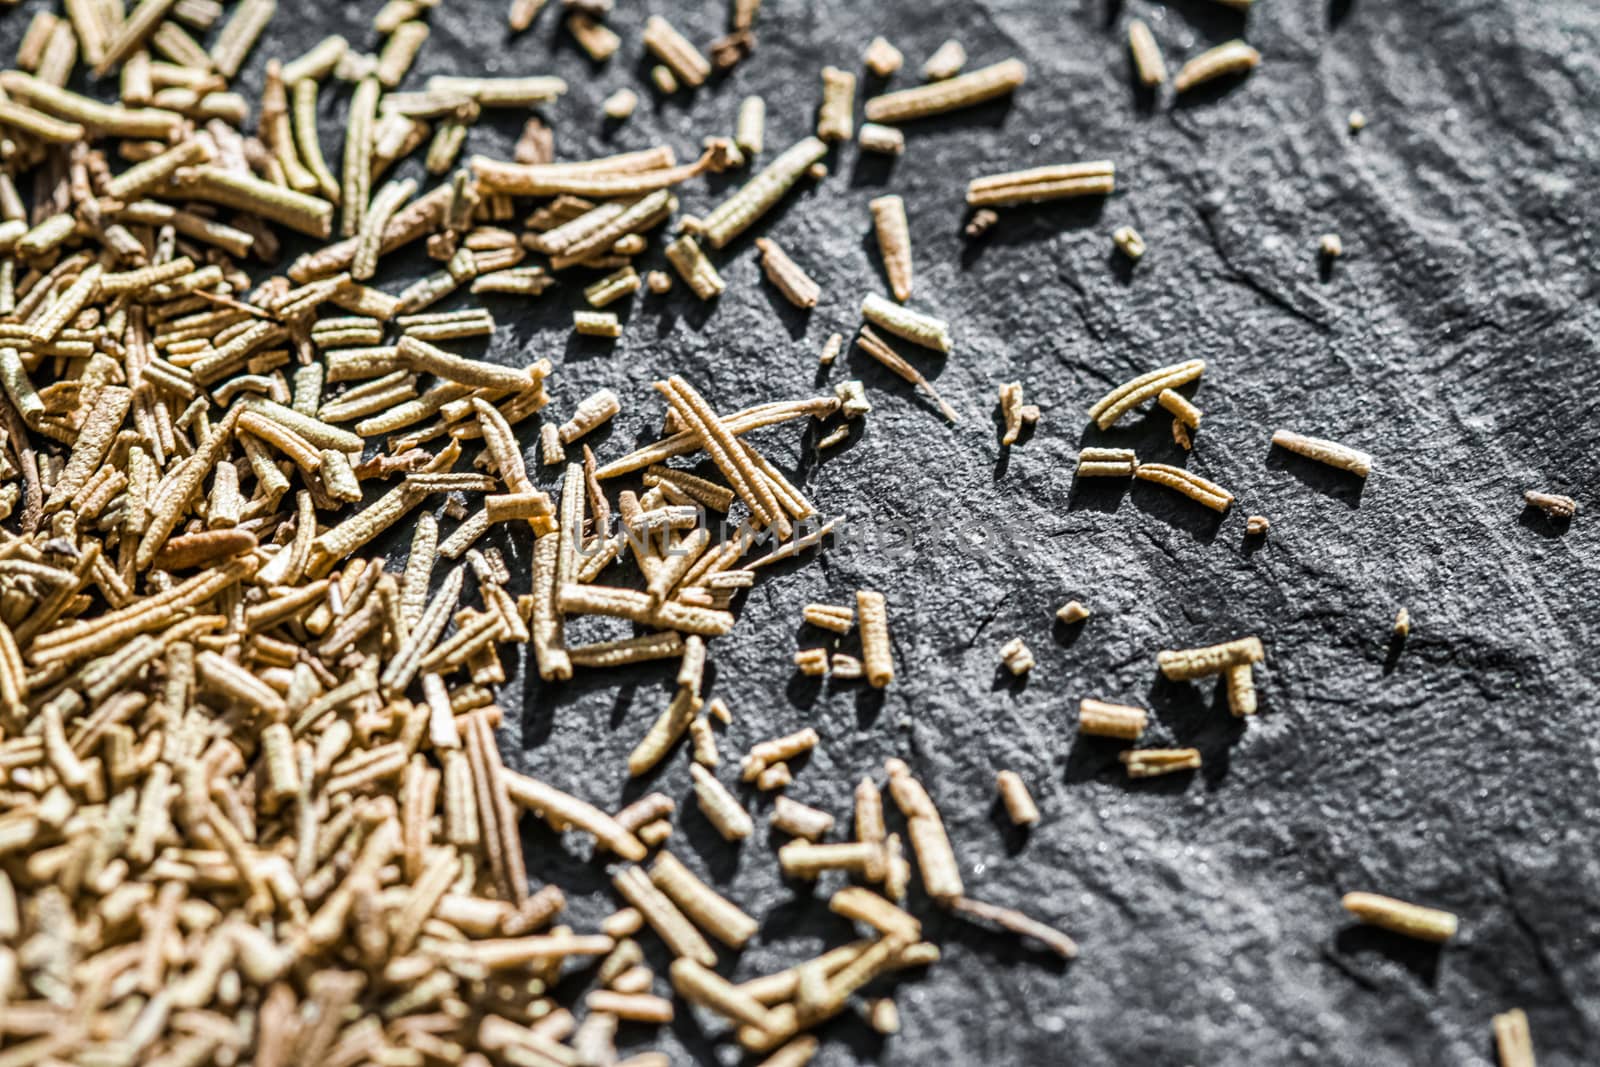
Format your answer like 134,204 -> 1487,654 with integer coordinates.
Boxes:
8,0 -> 1599,1062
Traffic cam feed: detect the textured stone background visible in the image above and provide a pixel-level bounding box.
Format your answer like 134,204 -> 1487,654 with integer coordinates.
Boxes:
8,0 -> 1600,1062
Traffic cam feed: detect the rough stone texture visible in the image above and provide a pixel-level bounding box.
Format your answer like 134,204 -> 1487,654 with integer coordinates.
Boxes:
7,0 -> 1598,1062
